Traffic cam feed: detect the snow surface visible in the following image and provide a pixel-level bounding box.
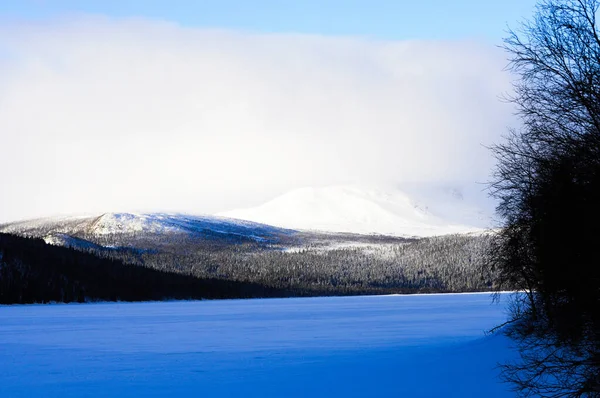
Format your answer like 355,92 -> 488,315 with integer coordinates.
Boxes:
88,213 -> 181,235
219,184 -> 492,237
0,293 -> 517,397
42,233 -> 104,250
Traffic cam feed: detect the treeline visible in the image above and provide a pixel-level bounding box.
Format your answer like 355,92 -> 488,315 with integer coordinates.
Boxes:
0,233 -> 287,304
98,233 -> 496,295
0,230 -> 498,304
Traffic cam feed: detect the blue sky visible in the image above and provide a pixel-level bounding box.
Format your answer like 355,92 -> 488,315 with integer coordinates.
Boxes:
1,0 -> 537,41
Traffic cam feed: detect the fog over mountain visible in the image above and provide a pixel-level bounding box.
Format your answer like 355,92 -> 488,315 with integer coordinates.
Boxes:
0,17 -> 514,222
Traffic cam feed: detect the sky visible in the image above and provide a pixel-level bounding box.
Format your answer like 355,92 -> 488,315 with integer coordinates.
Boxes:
0,1 -> 537,222
1,1 -> 537,40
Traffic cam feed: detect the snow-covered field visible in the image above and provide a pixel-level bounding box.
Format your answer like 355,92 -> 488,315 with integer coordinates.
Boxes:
0,293 -> 516,397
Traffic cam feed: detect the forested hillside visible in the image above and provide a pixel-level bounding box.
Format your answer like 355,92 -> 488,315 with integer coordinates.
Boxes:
105,233 -> 495,295
0,213 -> 498,303
0,233 -> 286,304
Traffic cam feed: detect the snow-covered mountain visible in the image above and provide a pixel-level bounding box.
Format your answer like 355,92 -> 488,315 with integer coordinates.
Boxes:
0,212 -> 294,246
218,184 -> 493,237
0,184 -> 494,244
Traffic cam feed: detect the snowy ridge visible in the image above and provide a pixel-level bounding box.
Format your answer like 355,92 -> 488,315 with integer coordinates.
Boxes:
42,233 -> 104,250
0,215 -> 94,236
0,185 -> 494,248
87,213 -> 181,235
84,213 -> 291,239
0,212 -> 295,245
219,184 -> 491,237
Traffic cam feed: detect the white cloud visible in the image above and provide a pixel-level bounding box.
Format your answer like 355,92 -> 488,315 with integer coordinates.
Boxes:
0,16 -> 515,222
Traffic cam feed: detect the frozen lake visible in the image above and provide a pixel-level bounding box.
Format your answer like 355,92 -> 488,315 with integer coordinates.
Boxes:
0,293 -> 517,397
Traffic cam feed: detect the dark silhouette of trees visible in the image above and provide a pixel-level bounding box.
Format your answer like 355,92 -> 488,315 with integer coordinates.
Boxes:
0,233 -> 287,304
487,0 -> 600,396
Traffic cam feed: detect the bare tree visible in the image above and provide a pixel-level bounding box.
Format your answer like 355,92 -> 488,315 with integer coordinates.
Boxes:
488,0 -> 600,396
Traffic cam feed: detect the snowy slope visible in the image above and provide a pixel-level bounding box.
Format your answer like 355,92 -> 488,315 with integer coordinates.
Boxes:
0,212 -> 294,245
219,184 -> 492,237
85,212 -> 290,239
0,293 -> 516,398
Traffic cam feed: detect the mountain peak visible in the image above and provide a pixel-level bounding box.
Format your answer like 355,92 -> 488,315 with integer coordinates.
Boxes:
218,184 -> 491,237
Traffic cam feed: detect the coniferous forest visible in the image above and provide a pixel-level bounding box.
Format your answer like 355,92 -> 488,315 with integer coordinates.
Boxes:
0,227 -> 497,304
